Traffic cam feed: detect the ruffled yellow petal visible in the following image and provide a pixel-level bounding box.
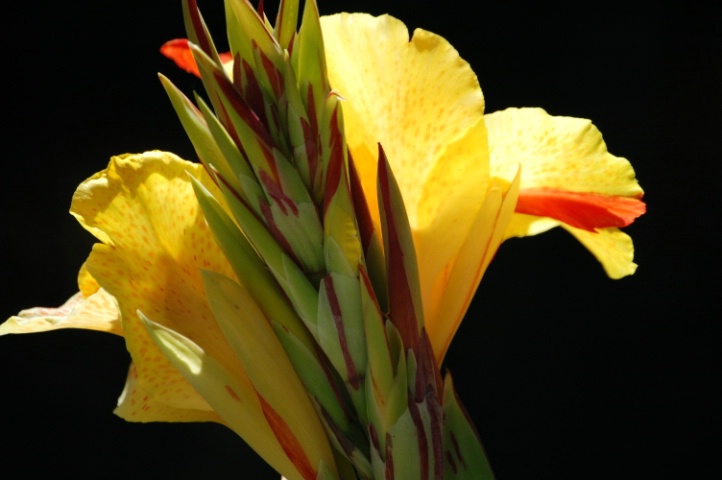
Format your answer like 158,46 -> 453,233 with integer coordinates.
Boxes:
561,226 -> 637,279
321,13 -> 490,322
2,260 -> 122,336
1,288 -> 121,336
114,363 -> 222,423
486,107 -> 643,197
486,107 -> 644,277
71,151 -> 239,412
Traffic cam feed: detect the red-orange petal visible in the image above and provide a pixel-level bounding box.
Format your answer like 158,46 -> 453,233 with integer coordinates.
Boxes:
160,38 -> 233,78
161,39 -> 201,76
516,188 -> 646,232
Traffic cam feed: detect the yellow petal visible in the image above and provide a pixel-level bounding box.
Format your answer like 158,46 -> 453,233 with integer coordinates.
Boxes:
561,226 -> 638,279
71,151 -> 238,412
486,107 -> 643,197
486,107 -> 644,277
1,288 -> 122,336
114,363 -> 222,423
321,13 -> 490,321
427,172 -> 520,363
502,213 -> 560,240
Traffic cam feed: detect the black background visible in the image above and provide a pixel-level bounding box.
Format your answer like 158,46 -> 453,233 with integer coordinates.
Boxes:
1,1 -> 719,478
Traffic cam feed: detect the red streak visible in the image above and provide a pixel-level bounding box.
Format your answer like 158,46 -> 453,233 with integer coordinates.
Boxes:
516,188 -> 646,231
240,58 -> 268,126
322,106 -> 344,214
349,151 -> 376,252
225,385 -> 242,402
259,170 -> 299,216
323,276 -> 361,390
257,395 -> 316,480
378,145 -> 420,349
256,42 -> 285,99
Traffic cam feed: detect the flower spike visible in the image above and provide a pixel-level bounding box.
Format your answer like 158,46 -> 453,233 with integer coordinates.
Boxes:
377,144 -> 424,349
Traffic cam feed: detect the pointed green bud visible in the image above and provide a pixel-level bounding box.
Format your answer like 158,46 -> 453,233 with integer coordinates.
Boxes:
442,374 -> 496,479
377,145 -> 424,350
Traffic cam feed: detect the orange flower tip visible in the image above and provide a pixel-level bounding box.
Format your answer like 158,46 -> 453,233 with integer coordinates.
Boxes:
516,188 -> 646,232
160,39 -> 201,76
160,38 -> 232,78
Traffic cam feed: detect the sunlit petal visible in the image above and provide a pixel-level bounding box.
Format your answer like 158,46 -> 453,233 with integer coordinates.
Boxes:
321,13 -> 490,324
486,107 -> 644,277
562,225 -> 638,279
70,151 -> 238,411
486,107 -> 643,197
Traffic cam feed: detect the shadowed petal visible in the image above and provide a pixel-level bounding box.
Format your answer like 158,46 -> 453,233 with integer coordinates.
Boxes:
140,313 -> 310,480
114,363 -> 222,423
428,173 -> 520,363
1,289 -> 121,336
2,262 -> 122,336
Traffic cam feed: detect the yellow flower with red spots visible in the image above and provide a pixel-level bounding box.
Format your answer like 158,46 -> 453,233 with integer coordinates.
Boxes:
3,4 -> 643,480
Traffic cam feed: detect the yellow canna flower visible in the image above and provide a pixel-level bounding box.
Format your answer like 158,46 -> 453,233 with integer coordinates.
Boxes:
3,151 -> 335,480
5,5 -> 645,479
318,13 -> 644,362
158,9 -> 646,370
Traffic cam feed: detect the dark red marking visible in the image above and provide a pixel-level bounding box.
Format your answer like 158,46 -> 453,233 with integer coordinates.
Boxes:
305,86 -> 321,189
255,41 -> 285,99
385,434 -> 394,480
213,69 -> 275,149
240,58 -> 269,127
377,145 -> 420,349
257,394 -> 317,480
323,276 -> 361,390
259,170 -> 299,217
322,105 -> 345,214
450,431 -> 467,470
225,385 -> 242,402
259,201 -> 299,264
349,151 -> 376,253
407,396 -> 430,479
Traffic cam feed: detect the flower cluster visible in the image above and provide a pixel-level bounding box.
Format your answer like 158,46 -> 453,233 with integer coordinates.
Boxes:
2,1 -> 644,479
